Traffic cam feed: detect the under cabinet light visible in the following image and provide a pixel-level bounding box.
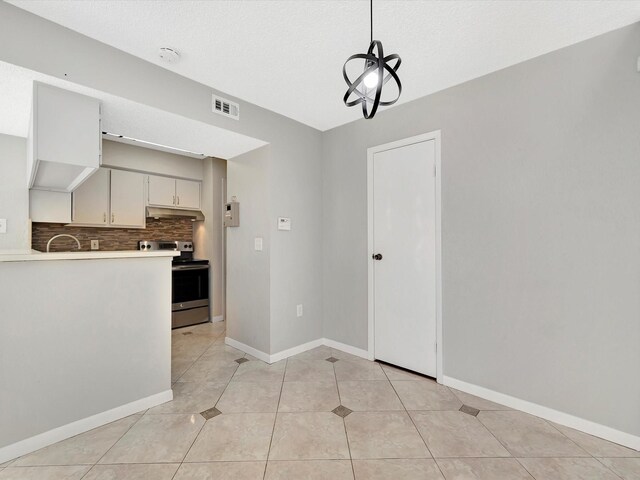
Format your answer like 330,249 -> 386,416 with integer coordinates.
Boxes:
102,131 -> 206,158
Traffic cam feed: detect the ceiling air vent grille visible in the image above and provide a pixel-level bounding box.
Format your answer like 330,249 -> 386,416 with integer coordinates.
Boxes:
212,95 -> 240,120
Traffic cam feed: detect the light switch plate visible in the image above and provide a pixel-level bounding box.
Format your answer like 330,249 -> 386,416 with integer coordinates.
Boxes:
254,237 -> 263,251
278,217 -> 291,231
296,304 -> 303,317
91,240 -> 99,250
0,218 -> 6,234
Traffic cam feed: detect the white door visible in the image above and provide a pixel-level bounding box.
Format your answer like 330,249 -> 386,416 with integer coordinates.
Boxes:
110,169 -> 145,228
373,139 -> 437,377
72,167 -> 110,226
148,175 -> 176,207
175,179 -> 201,209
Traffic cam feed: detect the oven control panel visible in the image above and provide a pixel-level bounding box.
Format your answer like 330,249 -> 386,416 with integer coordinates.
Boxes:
138,240 -> 193,252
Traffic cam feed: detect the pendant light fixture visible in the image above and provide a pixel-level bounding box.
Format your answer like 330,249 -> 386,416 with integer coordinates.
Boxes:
343,0 -> 402,119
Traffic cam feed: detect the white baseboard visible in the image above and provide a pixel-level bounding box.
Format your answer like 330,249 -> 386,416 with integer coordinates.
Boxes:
225,337 -> 271,363
271,338 -> 325,363
222,334 -> 640,452
210,315 -> 224,323
0,389 -> 173,464
224,336 -> 370,364
323,338 -> 372,360
443,376 -> 640,452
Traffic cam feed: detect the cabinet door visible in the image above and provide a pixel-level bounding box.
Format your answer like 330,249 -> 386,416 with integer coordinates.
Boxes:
110,170 -> 145,228
30,190 -> 72,224
175,179 -> 201,209
72,168 -> 110,226
147,175 -> 176,207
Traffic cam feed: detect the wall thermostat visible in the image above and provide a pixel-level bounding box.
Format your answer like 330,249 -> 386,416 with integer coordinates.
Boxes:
224,201 -> 239,227
278,217 -> 291,231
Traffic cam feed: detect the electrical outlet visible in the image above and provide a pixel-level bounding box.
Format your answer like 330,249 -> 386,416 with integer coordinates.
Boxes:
0,218 -> 6,234
91,240 -> 99,250
296,304 -> 303,317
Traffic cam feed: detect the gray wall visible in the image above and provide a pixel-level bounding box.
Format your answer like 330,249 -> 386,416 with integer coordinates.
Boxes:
0,134 -> 29,251
102,140 -> 204,180
268,135 -> 324,354
0,2 -> 324,356
0,256 -> 172,452
226,146 -> 271,353
322,24 -> 640,436
194,156 -> 227,319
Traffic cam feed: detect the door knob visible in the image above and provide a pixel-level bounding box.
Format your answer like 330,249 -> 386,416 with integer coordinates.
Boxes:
372,253 -> 383,260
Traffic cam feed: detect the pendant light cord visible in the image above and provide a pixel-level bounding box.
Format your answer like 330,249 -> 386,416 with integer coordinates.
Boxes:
370,0 -> 373,43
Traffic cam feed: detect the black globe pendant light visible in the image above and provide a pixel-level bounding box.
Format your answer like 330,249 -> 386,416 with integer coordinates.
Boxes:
343,0 -> 402,119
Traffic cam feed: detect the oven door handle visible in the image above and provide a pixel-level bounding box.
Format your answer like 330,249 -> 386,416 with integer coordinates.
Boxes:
172,265 -> 210,271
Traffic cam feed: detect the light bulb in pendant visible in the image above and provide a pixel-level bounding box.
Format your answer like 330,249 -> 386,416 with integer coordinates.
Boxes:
363,70 -> 379,88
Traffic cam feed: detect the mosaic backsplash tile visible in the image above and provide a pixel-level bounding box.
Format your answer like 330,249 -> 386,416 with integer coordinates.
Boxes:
31,218 -> 194,252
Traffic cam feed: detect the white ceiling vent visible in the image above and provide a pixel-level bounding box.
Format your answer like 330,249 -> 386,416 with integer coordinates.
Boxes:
212,94 -> 239,120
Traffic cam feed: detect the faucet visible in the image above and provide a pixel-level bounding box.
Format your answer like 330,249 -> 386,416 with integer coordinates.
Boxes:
46,234 -> 82,252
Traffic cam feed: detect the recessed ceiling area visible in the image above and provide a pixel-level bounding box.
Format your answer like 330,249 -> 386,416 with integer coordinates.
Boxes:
0,61 -> 267,159
7,0 -> 640,131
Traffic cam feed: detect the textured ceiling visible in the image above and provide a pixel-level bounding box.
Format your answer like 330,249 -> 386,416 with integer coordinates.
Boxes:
7,0 -> 640,131
0,61 -> 266,159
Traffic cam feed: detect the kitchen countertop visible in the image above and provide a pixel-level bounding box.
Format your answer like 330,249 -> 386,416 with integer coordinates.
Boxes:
0,250 -> 179,263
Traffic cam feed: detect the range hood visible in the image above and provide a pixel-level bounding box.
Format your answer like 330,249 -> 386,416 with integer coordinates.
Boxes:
146,207 -> 205,221
28,82 -> 102,193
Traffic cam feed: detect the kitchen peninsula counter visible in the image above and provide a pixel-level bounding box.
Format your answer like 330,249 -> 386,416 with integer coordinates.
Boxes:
0,250 -> 177,463
0,250 -> 178,262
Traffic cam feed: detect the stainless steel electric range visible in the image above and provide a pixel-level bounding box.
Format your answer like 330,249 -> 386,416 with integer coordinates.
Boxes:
138,240 -> 209,329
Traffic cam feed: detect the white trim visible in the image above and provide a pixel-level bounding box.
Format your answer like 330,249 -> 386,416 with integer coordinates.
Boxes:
225,336 -> 271,363
323,338 -> 372,360
434,133 -> 443,382
210,315 -> 224,323
224,336 -> 372,364
271,338 -> 325,363
367,130 -> 443,383
443,376 -> 640,451
0,389 -> 173,464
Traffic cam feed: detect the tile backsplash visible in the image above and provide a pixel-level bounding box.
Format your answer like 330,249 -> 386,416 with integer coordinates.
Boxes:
31,218 -> 194,252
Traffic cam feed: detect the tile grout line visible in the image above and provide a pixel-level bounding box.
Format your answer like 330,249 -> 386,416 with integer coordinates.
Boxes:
170,327 -> 226,479
474,411 -> 593,466
380,363 -> 445,479
263,357 -> 288,479
470,414 -> 543,479
173,329 -> 228,383
331,358 -> 356,479
544,419 -> 599,458
77,409 -> 149,479
591,457 -> 626,480
514,457 -> 543,480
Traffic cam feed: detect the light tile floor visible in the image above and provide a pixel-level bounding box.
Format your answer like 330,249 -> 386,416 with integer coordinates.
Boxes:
2,321 -> 639,479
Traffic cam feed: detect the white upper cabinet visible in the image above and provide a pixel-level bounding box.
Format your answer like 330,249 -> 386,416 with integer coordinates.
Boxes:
148,175 -> 201,210
176,179 -> 201,209
29,82 -> 101,192
72,168 -> 110,226
148,175 -> 177,207
30,190 -> 72,224
72,168 -> 145,228
110,170 -> 145,228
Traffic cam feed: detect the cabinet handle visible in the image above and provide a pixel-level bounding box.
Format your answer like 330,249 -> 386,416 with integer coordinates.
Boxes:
103,213 -> 106,223
111,213 -> 115,223
177,196 -> 180,205
173,195 -> 176,205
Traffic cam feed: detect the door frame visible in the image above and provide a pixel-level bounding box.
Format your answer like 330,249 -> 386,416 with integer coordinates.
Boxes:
367,130 -> 443,383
